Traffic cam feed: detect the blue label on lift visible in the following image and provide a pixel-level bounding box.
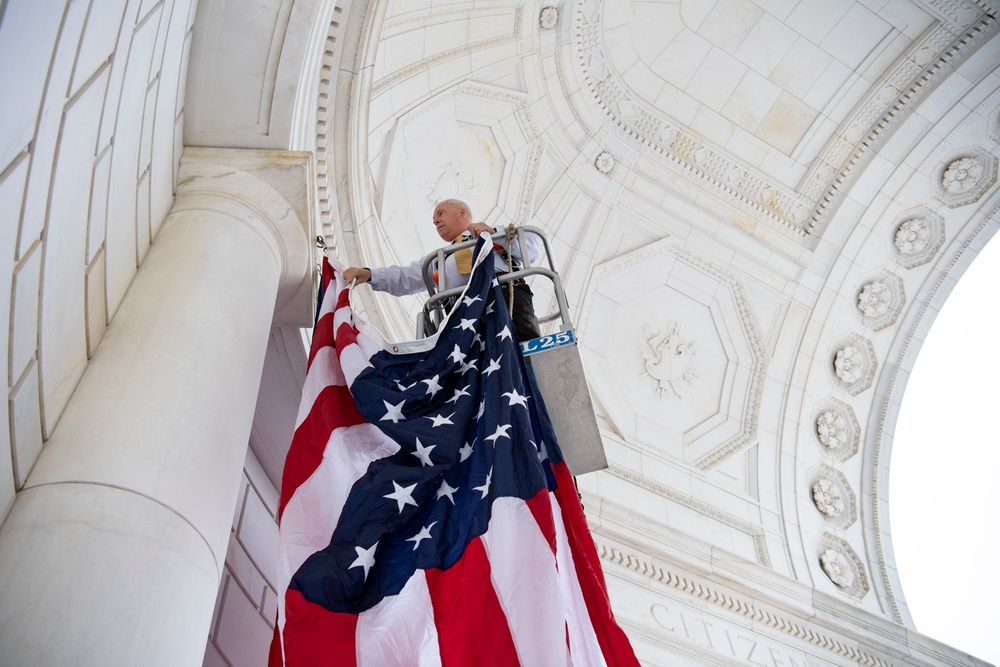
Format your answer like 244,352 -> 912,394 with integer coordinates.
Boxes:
520,329 -> 575,356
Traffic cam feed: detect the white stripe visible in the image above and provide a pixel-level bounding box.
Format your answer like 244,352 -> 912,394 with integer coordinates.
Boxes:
549,493 -> 607,667
276,423 -> 399,630
482,497 -> 571,666
357,572 -> 443,667
294,346 -> 345,428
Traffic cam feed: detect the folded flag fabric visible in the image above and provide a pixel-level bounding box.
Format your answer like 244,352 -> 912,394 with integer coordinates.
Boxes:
270,237 -> 639,666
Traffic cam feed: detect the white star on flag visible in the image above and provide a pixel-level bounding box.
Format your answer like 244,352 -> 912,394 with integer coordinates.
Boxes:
459,441 -> 474,462
412,438 -> 436,467
474,468 -> 493,499
380,399 -> 405,423
406,522 -> 437,551
436,480 -> 459,504
383,481 -> 418,513
447,386 -> 470,404
425,412 -> 454,427
462,294 -> 482,307
483,356 -> 503,376
422,375 -> 443,397
476,400 -> 485,420
496,325 -> 512,342
486,424 -> 512,444
395,380 -> 415,391
502,389 -> 529,408
457,318 -> 476,332
349,543 -> 378,580
448,345 -> 464,364
457,359 -> 476,376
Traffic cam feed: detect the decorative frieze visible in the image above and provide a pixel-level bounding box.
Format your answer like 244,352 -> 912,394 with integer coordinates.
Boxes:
934,150 -> 997,208
817,534 -> 869,600
832,335 -> 876,395
814,399 -> 860,462
857,272 -> 905,331
892,207 -> 944,269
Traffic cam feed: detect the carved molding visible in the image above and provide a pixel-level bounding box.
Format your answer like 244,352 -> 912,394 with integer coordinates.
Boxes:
989,106 -> 1000,143
640,322 -> 697,399
832,334 -> 877,395
568,0 -> 999,242
817,534 -> 870,600
934,149 -> 998,208
809,465 -> 857,529
857,272 -> 905,331
814,399 -> 860,462
596,540 -> 891,666
607,464 -> 769,567
892,207 -> 945,269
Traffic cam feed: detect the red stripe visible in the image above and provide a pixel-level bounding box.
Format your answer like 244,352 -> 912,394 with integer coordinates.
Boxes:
277,383 -> 367,520
307,310 -> 334,368
425,537 -> 521,667
280,589 -> 359,667
525,488 -> 557,555
551,462 -> 639,666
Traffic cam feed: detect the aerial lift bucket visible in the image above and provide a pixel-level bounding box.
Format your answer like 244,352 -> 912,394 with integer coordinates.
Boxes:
415,226 -> 607,476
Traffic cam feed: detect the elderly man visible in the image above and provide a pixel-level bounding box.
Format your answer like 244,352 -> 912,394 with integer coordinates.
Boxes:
344,199 -> 542,341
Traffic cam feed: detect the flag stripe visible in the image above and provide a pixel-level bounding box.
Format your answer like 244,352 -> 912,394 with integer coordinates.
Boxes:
282,589 -> 359,666
279,383 -> 368,521
425,536 -> 521,667
482,496 -> 570,666
549,490 -> 608,666
357,572 -> 442,667
551,462 -> 639,667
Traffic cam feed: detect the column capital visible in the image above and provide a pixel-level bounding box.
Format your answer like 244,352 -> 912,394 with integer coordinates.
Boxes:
175,147 -> 317,326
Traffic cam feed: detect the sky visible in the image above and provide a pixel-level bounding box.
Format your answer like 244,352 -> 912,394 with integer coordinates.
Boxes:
890,230 -> 1000,666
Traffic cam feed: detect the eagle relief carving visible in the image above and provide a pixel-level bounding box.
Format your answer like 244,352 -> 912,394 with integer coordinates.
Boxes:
641,322 -> 698,398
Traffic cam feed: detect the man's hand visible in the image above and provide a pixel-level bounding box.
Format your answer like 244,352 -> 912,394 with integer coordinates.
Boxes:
469,223 -> 494,236
343,267 -> 371,284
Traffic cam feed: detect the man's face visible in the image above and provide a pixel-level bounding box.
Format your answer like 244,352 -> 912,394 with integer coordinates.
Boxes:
433,203 -> 469,241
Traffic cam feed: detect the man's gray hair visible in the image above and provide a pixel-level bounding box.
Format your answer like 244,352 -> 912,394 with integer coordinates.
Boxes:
437,198 -> 472,220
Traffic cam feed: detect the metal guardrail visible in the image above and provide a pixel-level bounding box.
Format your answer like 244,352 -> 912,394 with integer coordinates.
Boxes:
415,225 -> 574,338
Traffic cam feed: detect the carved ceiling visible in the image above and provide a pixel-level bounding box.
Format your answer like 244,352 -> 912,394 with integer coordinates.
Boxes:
316,0 -> 1000,634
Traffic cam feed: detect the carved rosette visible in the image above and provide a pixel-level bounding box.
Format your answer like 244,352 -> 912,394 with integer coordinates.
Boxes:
831,334 -> 876,395
539,6 -> 559,29
892,207 -> 944,269
814,399 -> 860,462
594,151 -> 615,174
809,465 -> 856,528
934,150 -> 997,208
856,272 -> 905,331
817,534 -> 869,599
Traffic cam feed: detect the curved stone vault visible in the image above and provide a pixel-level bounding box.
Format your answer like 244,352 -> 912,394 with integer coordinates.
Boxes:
1,0 -> 998,665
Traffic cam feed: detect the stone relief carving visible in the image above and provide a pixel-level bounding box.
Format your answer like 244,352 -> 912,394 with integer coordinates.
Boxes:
892,207 -> 944,269
816,534 -> 869,600
820,549 -> 855,588
809,465 -> 856,528
813,400 -> 860,462
816,411 -> 849,452
539,6 -> 558,29
831,334 -> 876,396
934,150 -> 997,208
594,151 -> 615,174
989,107 -> 1000,144
856,272 -> 904,331
641,323 -> 697,399
813,479 -> 845,518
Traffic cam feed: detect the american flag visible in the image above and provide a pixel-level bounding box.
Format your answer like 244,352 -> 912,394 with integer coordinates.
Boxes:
270,238 -> 638,666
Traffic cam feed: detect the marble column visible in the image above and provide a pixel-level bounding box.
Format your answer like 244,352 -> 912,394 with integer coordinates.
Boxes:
0,149 -> 313,666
